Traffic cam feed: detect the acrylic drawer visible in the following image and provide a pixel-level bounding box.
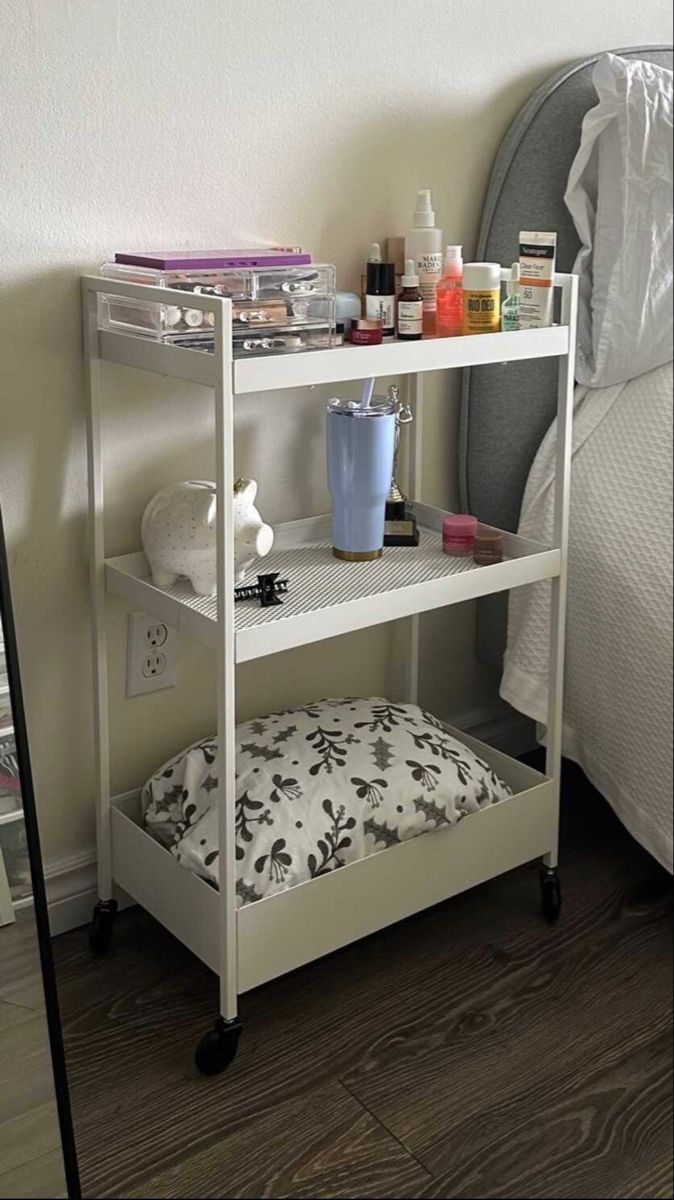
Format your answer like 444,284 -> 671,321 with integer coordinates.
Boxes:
233,322 -> 335,356
168,321 -> 337,356
98,262 -> 336,343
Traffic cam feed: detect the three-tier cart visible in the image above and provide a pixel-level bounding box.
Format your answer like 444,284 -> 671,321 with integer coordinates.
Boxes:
82,269 -> 577,1073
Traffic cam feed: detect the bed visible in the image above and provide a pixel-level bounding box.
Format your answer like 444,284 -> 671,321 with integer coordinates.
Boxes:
460,45 -> 673,872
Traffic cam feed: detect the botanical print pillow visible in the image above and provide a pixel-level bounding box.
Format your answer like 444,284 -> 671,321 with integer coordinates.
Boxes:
142,698 -> 512,905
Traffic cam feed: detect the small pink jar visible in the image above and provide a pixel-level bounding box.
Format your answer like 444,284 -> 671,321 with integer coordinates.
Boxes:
442,513 -> 478,557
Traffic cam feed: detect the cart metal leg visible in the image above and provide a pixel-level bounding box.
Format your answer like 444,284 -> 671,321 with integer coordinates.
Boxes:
83,282 -> 118,954
541,273 -> 578,918
406,371 -> 423,706
194,297 -> 242,1075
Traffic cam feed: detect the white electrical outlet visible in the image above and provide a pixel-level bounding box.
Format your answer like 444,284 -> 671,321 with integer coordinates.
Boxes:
126,612 -> 177,697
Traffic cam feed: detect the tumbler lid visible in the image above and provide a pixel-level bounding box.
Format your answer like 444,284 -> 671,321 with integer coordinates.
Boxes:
327,395 -> 396,417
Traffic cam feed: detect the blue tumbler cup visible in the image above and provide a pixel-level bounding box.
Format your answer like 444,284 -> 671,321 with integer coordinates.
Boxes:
326,396 -> 396,560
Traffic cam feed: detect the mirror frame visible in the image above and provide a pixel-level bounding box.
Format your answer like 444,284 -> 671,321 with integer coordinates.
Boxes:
0,506 -> 81,1199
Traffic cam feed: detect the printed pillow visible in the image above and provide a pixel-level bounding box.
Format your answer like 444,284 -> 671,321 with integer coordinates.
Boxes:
142,697 -> 512,906
565,53 -> 673,387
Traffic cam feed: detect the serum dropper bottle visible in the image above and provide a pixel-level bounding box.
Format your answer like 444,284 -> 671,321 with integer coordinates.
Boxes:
397,259 -> 423,340
365,242 -> 396,337
501,262 -> 521,331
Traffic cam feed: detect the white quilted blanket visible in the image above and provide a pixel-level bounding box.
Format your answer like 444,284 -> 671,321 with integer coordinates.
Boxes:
501,362 -> 673,872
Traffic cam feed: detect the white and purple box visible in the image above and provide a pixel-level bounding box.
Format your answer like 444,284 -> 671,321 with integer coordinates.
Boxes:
115,248 -> 313,269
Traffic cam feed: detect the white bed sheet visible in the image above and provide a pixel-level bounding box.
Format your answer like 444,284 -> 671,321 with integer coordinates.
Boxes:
501,361 -> 673,872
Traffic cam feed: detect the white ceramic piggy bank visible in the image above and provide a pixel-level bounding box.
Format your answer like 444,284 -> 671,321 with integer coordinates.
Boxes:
141,479 -> 274,596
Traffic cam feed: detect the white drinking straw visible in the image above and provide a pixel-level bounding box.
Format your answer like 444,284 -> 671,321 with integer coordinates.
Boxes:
360,377 -> 376,408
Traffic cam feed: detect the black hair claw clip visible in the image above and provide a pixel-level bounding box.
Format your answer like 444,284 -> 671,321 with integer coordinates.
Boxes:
234,573 -> 288,607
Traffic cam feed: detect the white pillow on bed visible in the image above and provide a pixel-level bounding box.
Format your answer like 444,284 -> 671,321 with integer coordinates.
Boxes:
565,53 -> 673,388
141,698 -> 512,906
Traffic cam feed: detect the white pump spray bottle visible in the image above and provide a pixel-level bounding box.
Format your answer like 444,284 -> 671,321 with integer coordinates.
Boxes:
404,189 -> 443,335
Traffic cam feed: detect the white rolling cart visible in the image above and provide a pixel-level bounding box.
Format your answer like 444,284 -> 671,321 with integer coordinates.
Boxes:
82,269 -> 578,1074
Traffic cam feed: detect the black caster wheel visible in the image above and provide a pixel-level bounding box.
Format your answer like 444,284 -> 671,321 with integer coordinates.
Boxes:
540,867 -> 562,923
195,1016 -> 242,1076
89,898 -> 118,956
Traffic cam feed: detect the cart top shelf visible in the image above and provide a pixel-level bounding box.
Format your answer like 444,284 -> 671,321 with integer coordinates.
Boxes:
96,323 -> 569,392
83,272 -> 570,393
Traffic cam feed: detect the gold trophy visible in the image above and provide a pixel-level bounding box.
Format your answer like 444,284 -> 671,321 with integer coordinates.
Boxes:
384,385 -> 419,546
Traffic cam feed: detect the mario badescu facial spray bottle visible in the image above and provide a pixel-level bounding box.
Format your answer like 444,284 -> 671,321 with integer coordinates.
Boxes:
405,189 -> 443,335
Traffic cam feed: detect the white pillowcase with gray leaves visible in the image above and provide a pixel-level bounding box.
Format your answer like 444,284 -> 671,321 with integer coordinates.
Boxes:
142,697 -> 512,907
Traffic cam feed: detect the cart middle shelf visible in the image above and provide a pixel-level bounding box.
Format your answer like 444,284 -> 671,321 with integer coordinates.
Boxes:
105,503 -> 559,663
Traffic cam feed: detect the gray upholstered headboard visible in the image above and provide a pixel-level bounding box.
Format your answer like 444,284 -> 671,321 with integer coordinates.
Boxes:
460,44 -> 672,530
458,44 -> 673,666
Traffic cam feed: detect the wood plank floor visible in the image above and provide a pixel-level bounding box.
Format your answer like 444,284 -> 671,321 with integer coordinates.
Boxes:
53,761 -> 673,1199
0,911 -> 68,1199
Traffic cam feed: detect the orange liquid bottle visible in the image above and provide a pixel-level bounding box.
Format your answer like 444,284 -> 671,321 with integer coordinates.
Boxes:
436,245 -> 463,337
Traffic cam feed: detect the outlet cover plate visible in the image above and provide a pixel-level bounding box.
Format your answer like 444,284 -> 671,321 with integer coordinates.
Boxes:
126,611 -> 177,697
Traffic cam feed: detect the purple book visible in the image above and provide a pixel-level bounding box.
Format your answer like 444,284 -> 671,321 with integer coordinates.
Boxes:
115,248 -> 312,270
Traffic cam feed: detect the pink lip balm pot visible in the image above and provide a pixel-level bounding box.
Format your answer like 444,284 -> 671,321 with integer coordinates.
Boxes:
442,514 -> 478,557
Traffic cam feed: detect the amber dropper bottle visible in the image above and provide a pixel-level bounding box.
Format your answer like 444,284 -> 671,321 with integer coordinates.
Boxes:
396,259 -> 423,341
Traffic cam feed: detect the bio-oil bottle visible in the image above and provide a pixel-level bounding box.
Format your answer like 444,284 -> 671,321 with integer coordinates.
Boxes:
405,189 -> 443,335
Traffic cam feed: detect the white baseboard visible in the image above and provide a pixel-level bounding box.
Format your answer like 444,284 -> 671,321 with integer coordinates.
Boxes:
44,849 -> 98,936
37,705 -> 537,938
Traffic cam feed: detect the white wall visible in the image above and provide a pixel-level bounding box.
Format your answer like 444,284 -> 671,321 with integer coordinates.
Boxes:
1,0 -> 670,867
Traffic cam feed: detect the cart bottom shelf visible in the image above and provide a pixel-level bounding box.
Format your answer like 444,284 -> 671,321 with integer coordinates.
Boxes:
110,728 -> 555,993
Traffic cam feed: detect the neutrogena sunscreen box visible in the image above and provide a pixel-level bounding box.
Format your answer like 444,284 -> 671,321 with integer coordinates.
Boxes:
519,231 -> 557,329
